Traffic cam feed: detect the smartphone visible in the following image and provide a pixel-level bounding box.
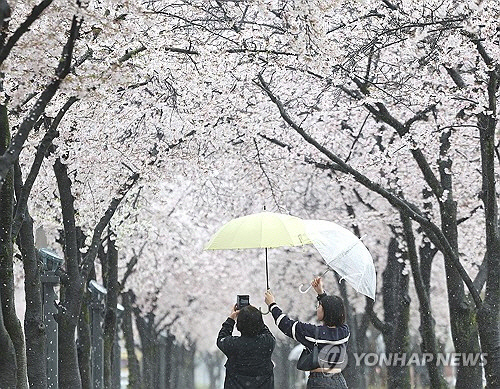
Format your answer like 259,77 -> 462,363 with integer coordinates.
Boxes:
236,295 -> 250,310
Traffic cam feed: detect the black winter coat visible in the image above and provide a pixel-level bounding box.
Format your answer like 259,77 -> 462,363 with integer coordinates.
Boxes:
217,318 -> 275,389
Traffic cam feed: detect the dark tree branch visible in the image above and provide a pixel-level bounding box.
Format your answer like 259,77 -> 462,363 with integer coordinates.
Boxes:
472,254 -> 488,294
72,47 -> 93,72
118,45 -> 147,64
156,314 -> 180,335
80,172 -> 140,277
165,46 -> 199,55
365,297 -> 391,335
381,0 -> 398,10
404,104 -> 437,129
444,66 -> 466,88
256,73 -> 482,307
0,15 -> 81,190
470,37 -> 494,67
12,97 -> 78,238
353,96 -> 444,200
257,132 -> 291,150
53,158 -> 81,315
253,137 -> 279,208
352,188 -> 378,212
0,0 -> 53,66
119,242 -> 146,292
345,114 -> 370,162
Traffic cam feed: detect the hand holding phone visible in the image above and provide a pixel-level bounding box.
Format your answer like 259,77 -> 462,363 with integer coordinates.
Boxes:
236,295 -> 250,310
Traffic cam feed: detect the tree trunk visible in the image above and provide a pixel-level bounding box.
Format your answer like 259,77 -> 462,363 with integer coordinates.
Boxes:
438,130 -> 482,388
272,341 -> 291,389
135,310 -> 156,388
54,158 -> 84,389
334,273 -> 366,389
383,237 -> 411,389
78,291 -> 92,389
402,215 -> 448,389
171,342 -> 195,389
0,287 -> 17,387
165,333 -> 175,389
18,212 -> 47,388
478,300 -> 500,389
204,351 -> 224,389
477,107 -> 500,388
0,103 -> 28,389
0,106 -> 17,387
356,304 -> 371,389
103,236 -> 119,389
122,290 -> 141,389
183,344 -> 196,389
58,314 -> 82,388
169,339 -> 182,389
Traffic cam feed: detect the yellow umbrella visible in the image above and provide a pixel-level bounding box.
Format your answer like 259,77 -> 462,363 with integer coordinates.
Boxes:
205,211 -> 312,250
205,211 -> 312,296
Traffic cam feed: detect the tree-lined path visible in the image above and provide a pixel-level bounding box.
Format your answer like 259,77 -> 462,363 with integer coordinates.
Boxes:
0,1 -> 499,388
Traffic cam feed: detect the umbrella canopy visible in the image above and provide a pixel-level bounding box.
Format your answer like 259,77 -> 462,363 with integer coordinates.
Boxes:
204,211 -> 312,250
204,211 -> 376,300
304,220 -> 376,300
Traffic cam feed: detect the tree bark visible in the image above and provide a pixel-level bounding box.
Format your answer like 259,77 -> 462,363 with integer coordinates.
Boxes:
135,309 -> 155,388
180,343 -> 196,389
477,102 -> 500,388
402,215 -> 448,389
333,196 -> 368,389
103,235 -> 119,389
54,158 -> 83,389
204,351 -> 224,389
0,16 -> 81,191
77,291 -> 92,389
383,237 -> 411,389
0,103 -> 28,389
0,287 -> 17,387
438,125 -> 482,389
122,290 -> 141,389
334,273 -> 366,389
54,158 -> 137,388
18,211 -> 47,388
165,332 -> 175,389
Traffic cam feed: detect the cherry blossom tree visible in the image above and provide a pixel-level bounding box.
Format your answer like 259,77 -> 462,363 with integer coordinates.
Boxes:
3,0 -> 500,388
118,1 -> 498,387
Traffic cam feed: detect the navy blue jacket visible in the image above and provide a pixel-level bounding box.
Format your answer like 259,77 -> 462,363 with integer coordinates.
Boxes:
217,318 -> 275,389
269,302 -> 349,369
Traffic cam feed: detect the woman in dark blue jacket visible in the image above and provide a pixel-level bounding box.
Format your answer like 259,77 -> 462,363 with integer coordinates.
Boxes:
217,304 -> 275,389
265,278 -> 349,389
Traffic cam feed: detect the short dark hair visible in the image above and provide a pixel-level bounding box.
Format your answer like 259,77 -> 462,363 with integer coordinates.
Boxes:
236,305 -> 264,336
319,295 -> 346,327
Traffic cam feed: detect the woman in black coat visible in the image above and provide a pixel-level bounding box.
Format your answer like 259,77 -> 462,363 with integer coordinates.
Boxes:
217,304 -> 275,389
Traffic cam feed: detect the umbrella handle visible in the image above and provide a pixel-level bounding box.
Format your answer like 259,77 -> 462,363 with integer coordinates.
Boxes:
259,305 -> 270,315
298,268 -> 331,294
298,283 -> 312,294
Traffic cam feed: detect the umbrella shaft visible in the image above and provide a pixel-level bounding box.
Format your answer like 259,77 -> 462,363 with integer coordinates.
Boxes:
265,248 -> 269,290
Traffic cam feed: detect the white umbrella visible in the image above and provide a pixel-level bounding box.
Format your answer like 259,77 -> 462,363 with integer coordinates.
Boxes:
300,220 -> 376,300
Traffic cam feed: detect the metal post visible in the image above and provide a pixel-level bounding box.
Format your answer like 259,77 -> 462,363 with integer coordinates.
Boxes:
112,303 -> 124,389
39,248 -> 64,389
89,280 -> 107,389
